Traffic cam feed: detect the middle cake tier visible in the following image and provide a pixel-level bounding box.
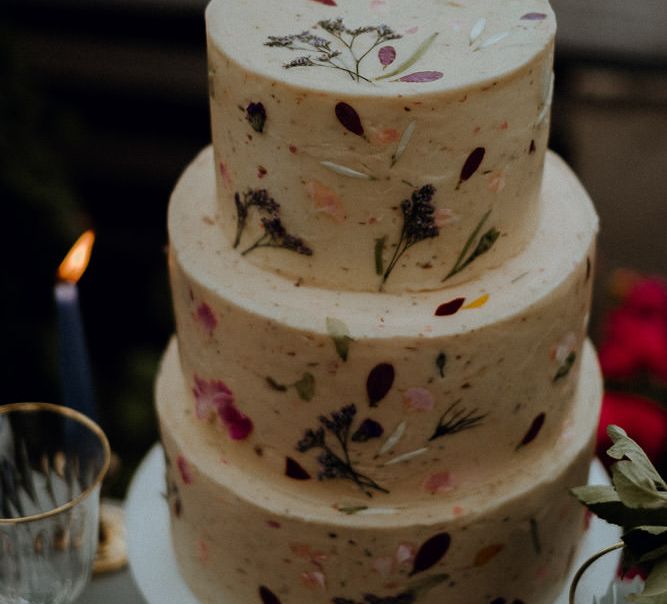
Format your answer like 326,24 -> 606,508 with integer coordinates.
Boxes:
168,146 -> 597,501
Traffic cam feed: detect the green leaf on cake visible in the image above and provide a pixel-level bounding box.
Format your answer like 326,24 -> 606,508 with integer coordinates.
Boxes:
436,352 -> 447,378
326,317 -> 354,362
375,236 -> 386,276
443,210 -> 500,282
294,373 -> 316,401
376,32 -> 439,81
553,351 -> 576,382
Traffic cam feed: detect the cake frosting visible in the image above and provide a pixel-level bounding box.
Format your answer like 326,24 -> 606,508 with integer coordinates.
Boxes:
207,0 -> 556,292
155,0 -> 602,602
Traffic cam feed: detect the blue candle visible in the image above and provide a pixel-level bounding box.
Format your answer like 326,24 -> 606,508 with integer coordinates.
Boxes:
55,231 -> 97,422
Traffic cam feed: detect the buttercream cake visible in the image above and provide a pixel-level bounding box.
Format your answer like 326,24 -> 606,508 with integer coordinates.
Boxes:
156,1 -> 602,602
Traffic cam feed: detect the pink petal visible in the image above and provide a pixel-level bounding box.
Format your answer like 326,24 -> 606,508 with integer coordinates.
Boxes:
195,303 -> 218,335
395,543 -> 416,566
218,401 -> 254,440
423,471 -> 455,494
403,387 -> 435,411
193,376 -> 234,421
399,71 -> 443,83
306,180 -> 347,223
177,455 -> 193,485
300,571 -> 326,590
372,556 -> 393,578
218,160 -> 232,188
379,46 -> 396,67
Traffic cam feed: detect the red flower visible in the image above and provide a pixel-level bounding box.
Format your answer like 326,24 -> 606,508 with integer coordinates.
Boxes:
599,278 -> 667,383
597,392 -> 667,467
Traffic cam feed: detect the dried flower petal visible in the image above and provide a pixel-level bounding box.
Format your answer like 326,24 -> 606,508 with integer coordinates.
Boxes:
335,102 -> 364,136
521,12 -> 548,20
219,401 -> 254,440
259,586 -> 282,604
320,161 -> 373,180
469,18 -> 486,44
352,419 -> 384,442
474,543 -> 505,567
463,294 -> 490,309
367,363 -> 395,406
246,102 -> 267,133
306,180 -> 347,222
403,387 -> 435,411
195,303 -> 217,335
423,471 -> 454,494
399,71 -> 443,83
326,317 -> 354,362
286,457 -> 311,480
435,298 -> 466,317
517,413 -> 546,449
177,455 -> 193,485
391,120 -> 417,166
378,421 -> 406,455
379,45 -> 397,67
458,147 -> 486,187
410,532 -> 451,575
383,447 -> 429,466
301,571 -> 326,590
193,376 -> 234,422
377,32 -> 439,80
480,32 -> 510,49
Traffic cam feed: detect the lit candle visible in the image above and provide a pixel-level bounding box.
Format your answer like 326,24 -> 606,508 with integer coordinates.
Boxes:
54,230 -> 98,422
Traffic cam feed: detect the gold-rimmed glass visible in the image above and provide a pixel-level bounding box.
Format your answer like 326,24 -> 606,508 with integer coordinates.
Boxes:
0,403 -> 110,604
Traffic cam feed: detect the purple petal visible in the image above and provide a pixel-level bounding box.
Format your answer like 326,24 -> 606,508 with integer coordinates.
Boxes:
335,102 -> 364,137
517,413 -> 546,449
410,532 -> 451,575
458,147 -> 486,187
379,45 -> 397,67
367,363 -> 395,406
399,71 -> 443,83
521,12 -> 548,21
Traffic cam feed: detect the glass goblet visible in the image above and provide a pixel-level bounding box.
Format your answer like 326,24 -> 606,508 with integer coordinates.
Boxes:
0,402 -> 110,604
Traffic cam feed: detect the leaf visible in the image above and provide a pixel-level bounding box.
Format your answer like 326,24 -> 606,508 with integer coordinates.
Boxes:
337,505 -> 369,515
436,352 -> 446,378
628,557 -> 667,603
613,461 -> 667,509
554,351 -> 577,381
379,45 -> 397,67
571,485 -> 667,527
435,298 -> 465,316
607,426 -> 667,491
351,419 -> 384,442
367,363 -> 395,406
391,120 -> 417,167
266,377 -> 288,392
383,447 -> 429,466
469,18 -> 486,44
326,317 -> 354,362
377,32 -> 439,80
285,457 -> 311,481
521,12 -> 548,20
375,237 -> 386,275
294,373 -> 316,402
321,161 -> 374,180
623,526 -> 667,565
457,147 -> 486,188
408,573 -> 449,599
378,421 -> 406,456
259,586 -> 283,604
335,102 -> 364,137
410,532 -> 451,575
398,71 -> 443,83
516,413 -> 546,449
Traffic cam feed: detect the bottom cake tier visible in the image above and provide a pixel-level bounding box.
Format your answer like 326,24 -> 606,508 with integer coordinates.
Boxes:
157,337 -> 602,604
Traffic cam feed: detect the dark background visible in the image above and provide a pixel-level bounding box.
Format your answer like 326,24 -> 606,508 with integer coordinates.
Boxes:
2,0 -> 666,494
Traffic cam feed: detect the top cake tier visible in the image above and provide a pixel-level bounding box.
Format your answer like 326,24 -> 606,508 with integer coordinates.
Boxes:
206,0 -> 556,293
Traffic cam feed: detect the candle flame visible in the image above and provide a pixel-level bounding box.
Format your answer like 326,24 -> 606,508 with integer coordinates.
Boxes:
58,230 -> 95,283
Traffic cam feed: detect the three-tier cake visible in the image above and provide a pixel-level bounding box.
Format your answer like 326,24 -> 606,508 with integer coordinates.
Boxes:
156,1 -> 602,602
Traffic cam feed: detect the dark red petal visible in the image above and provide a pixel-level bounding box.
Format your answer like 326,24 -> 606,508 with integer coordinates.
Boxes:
517,413 -> 546,449
379,45 -> 397,67
458,147 -> 486,186
259,586 -> 282,604
435,298 -> 466,316
335,102 -> 364,136
311,0 -> 336,4
285,457 -> 311,480
367,363 -> 395,406
410,532 -> 451,575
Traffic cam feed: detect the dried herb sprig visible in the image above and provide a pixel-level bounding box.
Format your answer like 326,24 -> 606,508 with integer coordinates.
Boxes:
266,20 -> 401,83
428,400 -> 487,441
443,210 -> 500,282
297,404 -> 388,496
234,189 -> 312,257
382,185 -> 439,287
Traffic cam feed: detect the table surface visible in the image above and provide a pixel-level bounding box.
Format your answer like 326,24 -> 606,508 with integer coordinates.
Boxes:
77,568 -> 147,604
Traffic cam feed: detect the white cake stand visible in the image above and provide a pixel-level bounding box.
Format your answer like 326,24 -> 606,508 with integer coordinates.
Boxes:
126,445 -> 622,604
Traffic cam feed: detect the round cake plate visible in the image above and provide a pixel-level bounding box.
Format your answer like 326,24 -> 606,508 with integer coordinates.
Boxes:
126,445 -> 621,604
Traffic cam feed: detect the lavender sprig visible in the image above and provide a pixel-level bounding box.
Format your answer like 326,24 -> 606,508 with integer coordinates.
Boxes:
266,20 -> 401,83
297,405 -> 388,497
382,185 -> 439,287
233,189 -> 279,248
